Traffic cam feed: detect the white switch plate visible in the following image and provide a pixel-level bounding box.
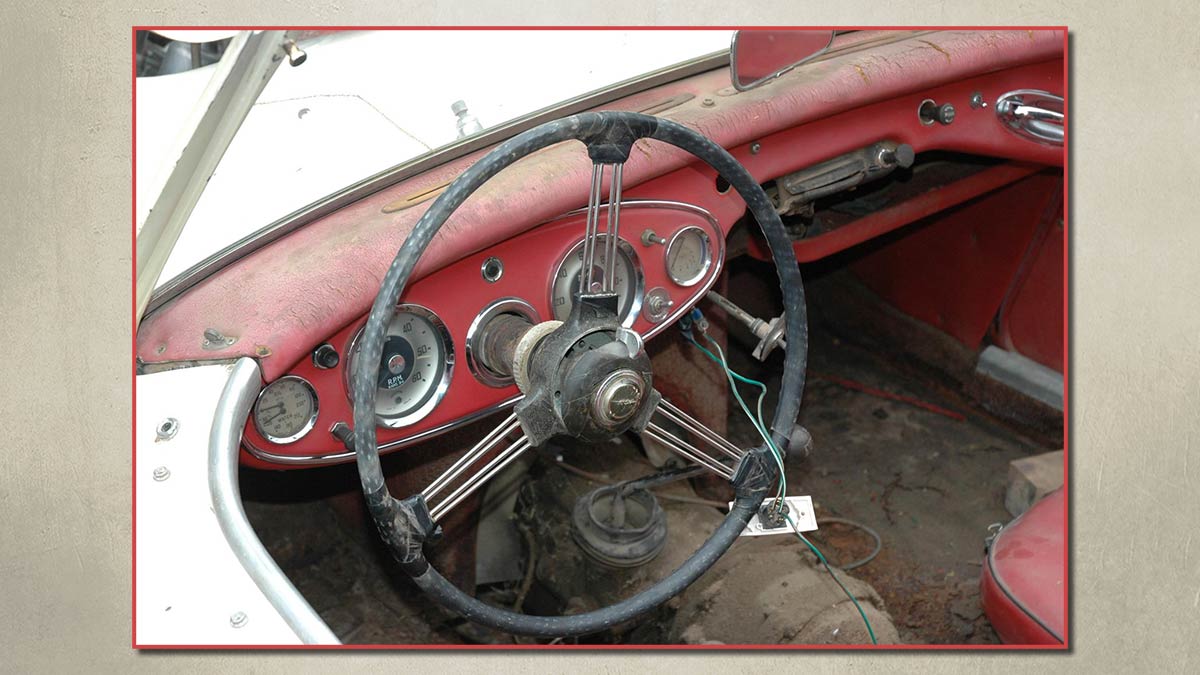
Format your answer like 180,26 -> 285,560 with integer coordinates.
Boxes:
733,495 -> 818,537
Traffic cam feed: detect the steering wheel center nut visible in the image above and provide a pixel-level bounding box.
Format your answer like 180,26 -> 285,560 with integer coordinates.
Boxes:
592,369 -> 645,428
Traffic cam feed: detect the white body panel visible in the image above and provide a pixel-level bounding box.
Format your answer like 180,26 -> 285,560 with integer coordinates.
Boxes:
135,364 -> 301,645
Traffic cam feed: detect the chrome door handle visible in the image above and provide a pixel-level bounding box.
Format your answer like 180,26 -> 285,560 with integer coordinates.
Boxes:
995,89 -> 1064,145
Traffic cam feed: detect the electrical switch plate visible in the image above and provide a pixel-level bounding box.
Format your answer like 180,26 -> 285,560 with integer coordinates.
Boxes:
732,495 -> 818,537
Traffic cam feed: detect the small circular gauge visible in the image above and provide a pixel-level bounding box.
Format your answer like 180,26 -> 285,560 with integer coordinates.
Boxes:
550,235 -> 644,326
347,305 -> 454,428
665,225 -> 713,287
253,376 -> 319,444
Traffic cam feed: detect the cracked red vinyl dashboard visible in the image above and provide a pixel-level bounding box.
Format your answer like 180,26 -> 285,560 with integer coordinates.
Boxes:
134,30 -> 1066,470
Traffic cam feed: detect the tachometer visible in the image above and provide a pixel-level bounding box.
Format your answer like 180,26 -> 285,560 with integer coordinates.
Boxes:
348,305 -> 454,428
253,376 -> 319,444
550,235 -> 643,326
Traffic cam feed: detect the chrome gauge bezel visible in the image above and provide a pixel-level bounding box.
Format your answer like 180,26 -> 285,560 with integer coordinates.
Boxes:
664,225 -> 713,287
253,375 -> 319,445
549,234 -> 645,328
465,297 -> 541,388
346,303 -> 455,429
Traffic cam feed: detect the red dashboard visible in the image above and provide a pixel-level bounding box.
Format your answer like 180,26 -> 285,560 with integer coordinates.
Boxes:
241,200 -> 728,468
130,31 -> 1066,470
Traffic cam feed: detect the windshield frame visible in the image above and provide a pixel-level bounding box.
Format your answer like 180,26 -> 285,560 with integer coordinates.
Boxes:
144,46 -> 730,317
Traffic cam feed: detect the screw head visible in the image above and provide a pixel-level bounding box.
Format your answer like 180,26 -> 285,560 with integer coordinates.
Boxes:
970,92 -> 986,109
230,611 -> 248,628
750,142 -> 762,154
701,97 -> 715,107
152,466 -> 170,482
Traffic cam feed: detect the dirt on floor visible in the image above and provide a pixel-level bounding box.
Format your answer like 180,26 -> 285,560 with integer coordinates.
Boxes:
242,260 -> 1060,646
720,260 -> 1059,644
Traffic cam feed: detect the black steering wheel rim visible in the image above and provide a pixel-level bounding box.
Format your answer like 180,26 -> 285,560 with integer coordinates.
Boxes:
350,111 -> 808,638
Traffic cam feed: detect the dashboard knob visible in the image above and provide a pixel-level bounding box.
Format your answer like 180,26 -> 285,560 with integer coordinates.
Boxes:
312,343 -> 340,369
919,99 -> 956,126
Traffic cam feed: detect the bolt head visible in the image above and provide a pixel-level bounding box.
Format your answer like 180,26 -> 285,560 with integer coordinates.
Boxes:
938,103 -> 957,125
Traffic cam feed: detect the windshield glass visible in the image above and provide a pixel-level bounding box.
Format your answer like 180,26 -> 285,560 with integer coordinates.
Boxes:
137,29 -> 734,290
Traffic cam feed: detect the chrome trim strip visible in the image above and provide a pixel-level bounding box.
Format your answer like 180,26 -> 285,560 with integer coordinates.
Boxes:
208,357 -> 339,644
145,50 -> 731,315
243,393 -> 525,466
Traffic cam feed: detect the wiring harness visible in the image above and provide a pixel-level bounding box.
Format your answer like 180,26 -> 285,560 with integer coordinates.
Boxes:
681,307 -> 878,644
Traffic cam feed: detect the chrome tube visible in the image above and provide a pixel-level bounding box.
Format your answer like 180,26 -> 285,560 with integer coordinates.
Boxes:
421,412 -> 521,500
603,162 -> 624,292
580,163 -> 605,295
207,358 -> 339,645
644,422 -> 734,479
656,399 -> 745,461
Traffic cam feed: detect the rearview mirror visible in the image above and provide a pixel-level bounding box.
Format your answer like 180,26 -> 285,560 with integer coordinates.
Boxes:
730,30 -> 836,91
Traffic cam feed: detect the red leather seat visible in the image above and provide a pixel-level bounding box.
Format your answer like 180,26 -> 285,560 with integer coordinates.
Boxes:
980,487 -> 1066,645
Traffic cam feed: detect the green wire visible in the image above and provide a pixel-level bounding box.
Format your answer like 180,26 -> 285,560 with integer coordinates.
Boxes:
685,332 -> 786,505
785,512 -> 879,645
685,333 -> 787,505
702,336 -> 788,505
684,323 -> 877,645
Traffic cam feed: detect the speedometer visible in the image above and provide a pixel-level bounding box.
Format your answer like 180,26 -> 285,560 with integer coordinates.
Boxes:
347,305 -> 454,428
550,235 -> 643,326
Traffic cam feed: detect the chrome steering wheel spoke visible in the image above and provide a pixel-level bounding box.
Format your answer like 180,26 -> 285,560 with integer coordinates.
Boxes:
639,397 -> 747,480
578,161 -> 625,296
421,412 -> 533,522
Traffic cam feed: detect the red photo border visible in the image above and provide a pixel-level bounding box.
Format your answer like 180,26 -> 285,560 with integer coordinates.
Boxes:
131,25 -> 1070,651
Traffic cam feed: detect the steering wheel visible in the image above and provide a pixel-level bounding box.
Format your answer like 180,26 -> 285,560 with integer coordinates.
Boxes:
351,111 -> 808,637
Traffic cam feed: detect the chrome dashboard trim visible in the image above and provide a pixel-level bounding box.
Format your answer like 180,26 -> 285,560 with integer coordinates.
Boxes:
145,50 -> 731,316
243,393 -> 525,466
209,357 -> 339,644
465,297 -> 541,388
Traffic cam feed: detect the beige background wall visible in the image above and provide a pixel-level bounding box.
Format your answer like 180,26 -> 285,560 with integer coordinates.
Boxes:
2,1 -> 1196,672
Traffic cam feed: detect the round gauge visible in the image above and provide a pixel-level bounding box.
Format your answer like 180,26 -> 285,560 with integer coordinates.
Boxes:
253,376 -> 319,444
550,235 -> 644,326
347,305 -> 454,428
665,225 -> 713,287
